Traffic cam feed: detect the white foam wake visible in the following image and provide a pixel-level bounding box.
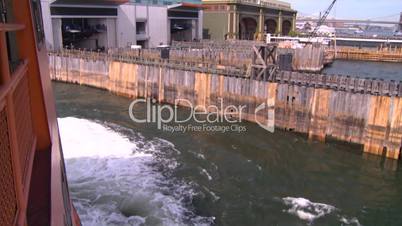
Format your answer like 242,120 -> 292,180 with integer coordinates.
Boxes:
58,117 -> 213,226
282,197 -> 361,225
282,197 -> 336,222
200,168 -> 213,181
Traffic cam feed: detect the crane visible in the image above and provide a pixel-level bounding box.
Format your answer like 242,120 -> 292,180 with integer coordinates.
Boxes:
310,0 -> 338,37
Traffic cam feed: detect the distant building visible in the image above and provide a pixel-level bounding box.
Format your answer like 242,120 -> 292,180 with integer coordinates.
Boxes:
399,12 -> 402,31
202,0 -> 296,40
316,25 -> 335,37
295,21 -> 312,33
41,0 -> 203,50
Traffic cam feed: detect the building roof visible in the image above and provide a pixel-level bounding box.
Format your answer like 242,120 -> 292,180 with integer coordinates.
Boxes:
202,0 -> 294,11
51,0 -> 128,6
168,2 -> 206,9
130,0 -> 202,6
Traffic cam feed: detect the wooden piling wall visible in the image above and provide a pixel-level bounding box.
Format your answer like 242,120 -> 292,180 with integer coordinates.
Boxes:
277,42 -> 334,72
49,54 -> 402,160
329,47 -> 402,63
277,44 -> 327,72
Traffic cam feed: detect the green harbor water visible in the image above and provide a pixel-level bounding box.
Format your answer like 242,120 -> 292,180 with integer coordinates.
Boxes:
323,60 -> 402,81
55,60 -> 402,226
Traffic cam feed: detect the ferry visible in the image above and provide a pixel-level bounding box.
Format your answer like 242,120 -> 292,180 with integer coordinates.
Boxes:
0,0 -> 80,225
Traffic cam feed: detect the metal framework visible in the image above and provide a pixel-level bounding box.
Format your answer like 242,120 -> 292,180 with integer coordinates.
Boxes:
250,44 -> 278,81
310,0 -> 337,37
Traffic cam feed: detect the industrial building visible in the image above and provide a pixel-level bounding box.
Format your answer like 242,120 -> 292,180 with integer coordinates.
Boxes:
40,0 -> 203,50
202,0 -> 296,40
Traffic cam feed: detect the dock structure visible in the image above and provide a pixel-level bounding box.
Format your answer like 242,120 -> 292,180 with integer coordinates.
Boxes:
277,43 -> 330,72
202,0 -> 296,41
166,40 -> 329,72
329,47 -> 402,63
49,46 -> 402,160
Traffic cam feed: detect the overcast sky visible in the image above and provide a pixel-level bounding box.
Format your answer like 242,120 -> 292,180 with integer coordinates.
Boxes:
286,0 -> 402,21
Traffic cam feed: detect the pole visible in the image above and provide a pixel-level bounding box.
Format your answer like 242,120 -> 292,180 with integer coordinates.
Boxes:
334,34 -> 337,58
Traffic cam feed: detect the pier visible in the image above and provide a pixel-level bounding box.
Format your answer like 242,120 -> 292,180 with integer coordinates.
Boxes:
329,47 -> 402,63
49,46 -> 402,160
272,37 -> 402,62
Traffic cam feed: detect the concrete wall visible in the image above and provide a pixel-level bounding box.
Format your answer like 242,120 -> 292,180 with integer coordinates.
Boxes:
51,18 -> 62,50
135,5 -> 168,47
135,4 -> 148,19
106,19 -> 117,48
203,12 -> 229,40
198,11 -> 203,39
117,4 -> 137,47
40,0 -> 54,50
135,5 -> 202,45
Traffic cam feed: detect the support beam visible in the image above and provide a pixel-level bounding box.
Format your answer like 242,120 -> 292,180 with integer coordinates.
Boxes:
234,10 -> 239,39
257,9 -> 265,41
51,19 -> 62,50
227,12 -> 233,39
292,13 -> 296,32
277,11 -> 282,34
40,0 -> 54,50
227,5 -> 238,39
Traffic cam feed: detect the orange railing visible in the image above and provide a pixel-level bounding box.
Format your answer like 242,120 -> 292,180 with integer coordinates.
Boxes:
0,23 -> 36,225
12,62 -> 36,186
0,102 -> 18,226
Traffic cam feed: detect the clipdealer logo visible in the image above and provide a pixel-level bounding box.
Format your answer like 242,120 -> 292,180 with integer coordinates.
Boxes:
128,98 -> 275,133
254,101 -> 275,133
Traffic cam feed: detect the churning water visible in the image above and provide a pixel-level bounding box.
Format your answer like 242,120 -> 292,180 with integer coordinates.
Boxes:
59,117 -> 213,225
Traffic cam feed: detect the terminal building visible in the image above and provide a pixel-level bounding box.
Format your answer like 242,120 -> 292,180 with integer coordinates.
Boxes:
202,0 -> 296,40
40,0 -> 203,50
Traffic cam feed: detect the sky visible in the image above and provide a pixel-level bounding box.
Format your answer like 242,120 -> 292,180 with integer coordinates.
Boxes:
286,0 -> 402,21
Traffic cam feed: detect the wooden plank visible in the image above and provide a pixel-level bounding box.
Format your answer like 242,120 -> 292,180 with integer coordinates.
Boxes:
0,23 -> 25,32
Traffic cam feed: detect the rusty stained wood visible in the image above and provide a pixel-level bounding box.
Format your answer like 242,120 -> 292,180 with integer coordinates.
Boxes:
49,56 -> 402,160
331,47 -> 402,63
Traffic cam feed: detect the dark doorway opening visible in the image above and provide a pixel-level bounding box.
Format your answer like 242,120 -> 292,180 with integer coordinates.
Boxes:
170,19 -> 193,42
61,18 -> 107,51
239,17 -> 257,40
282,20 -> 292,36
265,19 -> 277,35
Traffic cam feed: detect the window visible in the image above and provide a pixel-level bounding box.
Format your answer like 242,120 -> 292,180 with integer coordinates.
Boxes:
0,0 -> 21,73
136,22 -> 146,35
30,0 -> 45,48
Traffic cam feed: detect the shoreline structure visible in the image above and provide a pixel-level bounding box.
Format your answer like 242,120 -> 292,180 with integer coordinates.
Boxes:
49,49 -> 402,160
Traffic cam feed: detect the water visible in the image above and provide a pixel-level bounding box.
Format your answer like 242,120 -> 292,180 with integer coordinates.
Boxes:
323,60 -> 402,81
54,81 -> 402,226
